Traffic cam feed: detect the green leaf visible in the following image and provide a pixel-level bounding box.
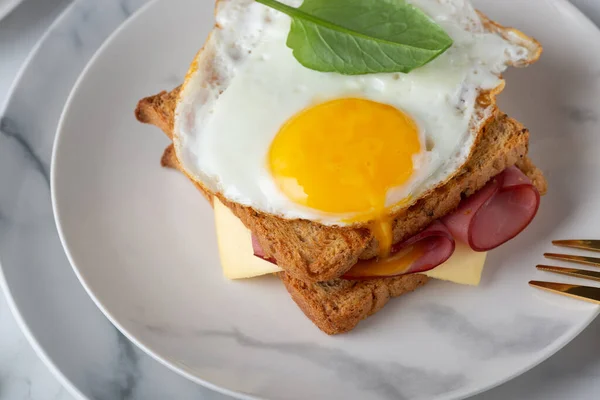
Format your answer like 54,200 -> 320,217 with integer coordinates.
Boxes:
255,0 -> 453,75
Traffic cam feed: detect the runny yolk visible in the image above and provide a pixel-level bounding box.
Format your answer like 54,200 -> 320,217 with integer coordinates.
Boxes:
268,98 -> 421,257
343,244 -> 425,279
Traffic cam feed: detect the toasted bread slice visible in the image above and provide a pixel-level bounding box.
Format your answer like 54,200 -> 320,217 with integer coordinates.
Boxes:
137,89 -> 547,282
139,92 -> 546,334
280,150 -> 545,334
157,127 -> 545,336
280,273 -> 429,335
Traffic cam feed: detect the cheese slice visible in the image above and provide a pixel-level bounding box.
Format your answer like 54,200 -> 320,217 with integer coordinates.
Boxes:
214,198 -> 486,285
424,240 -> 486,285
214,198 -> 281,279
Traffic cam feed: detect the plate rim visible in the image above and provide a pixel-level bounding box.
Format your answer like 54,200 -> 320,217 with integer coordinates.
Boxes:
0,0 -> 24,21
0,2 -> 87,400
0,1 -> 157,400
3,0 -> 599,399
50,0 -> 600,398
50,2 -> 258,397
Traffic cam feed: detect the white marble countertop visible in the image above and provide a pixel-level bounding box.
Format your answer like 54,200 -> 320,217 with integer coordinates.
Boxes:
2,0 -> 600,399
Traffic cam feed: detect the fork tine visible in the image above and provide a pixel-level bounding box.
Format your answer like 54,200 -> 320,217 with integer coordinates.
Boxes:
529,281 -> 600,304
552,240 -> 600,252
536,265 -> 600,282
544,253 -> 600,267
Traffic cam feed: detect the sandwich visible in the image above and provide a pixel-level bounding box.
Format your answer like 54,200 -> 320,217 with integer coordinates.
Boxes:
136,0 -> 546,334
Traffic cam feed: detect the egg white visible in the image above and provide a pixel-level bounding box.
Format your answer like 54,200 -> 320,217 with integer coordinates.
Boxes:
174,0 -> 534,225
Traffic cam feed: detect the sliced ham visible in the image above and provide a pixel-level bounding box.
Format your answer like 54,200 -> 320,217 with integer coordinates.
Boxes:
342,221 -> 455,279
250,166 -> 539,277
251,222 -> 455,279
389,221 -> 456,274
442,166 -> 540,251
252,235 -> 277,264
252,235 -> 266,258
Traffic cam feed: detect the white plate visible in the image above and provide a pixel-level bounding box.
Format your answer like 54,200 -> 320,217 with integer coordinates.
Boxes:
0,0 -> 23,21
0,0 -> 225,399
49,0 -> 600,399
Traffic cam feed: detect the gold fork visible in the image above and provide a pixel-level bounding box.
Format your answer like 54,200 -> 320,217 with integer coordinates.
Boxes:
529,240 -> 600,304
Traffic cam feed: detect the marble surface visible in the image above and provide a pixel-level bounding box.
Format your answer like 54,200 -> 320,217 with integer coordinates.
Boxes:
1,0 -> 600,399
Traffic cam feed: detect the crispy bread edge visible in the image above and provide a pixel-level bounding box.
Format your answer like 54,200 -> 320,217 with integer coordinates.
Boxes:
136,89 -> 547,282
279,273 -> 429,335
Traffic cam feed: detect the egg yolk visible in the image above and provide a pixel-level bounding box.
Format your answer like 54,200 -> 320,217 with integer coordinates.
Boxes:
268,98 -> 421,257
343,244 -> 425,279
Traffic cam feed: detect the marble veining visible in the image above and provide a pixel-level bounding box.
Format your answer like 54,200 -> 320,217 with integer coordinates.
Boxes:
87,330 -> 142,400
562,106 -> 598,123
199,328 -> 467,400
418,304 -> 570,358
115,332 -> 141,399
0,116 -> 50,185
135,321 -> 468,399
119,0 -> 139,17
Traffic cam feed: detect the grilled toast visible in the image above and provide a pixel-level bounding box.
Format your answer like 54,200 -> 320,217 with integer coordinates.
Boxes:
136,88 -> 546,283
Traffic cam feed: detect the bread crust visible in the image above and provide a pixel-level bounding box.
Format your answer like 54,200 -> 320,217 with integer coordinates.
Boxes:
137,89 -> 546,282
279,272 -> 429,335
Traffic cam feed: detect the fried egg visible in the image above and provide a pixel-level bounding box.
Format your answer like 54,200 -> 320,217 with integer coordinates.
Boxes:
174,0 -> 539,254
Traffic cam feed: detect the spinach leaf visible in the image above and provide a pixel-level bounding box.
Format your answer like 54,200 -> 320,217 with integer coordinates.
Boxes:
256,0 -> 453,75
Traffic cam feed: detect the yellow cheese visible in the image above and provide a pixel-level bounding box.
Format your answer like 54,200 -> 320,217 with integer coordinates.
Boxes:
423,240 -> 486,285
214,198 -> 281,279
214,197 -> 486,285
